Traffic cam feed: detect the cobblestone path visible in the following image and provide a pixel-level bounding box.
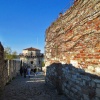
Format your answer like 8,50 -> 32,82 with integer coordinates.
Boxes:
0,72 -> 69,100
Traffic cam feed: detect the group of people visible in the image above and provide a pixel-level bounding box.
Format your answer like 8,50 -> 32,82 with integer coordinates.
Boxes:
20,65 -> 37,78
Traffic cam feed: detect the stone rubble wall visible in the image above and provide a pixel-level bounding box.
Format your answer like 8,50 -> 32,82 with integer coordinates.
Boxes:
0,43 -> 21,95
0,42 -> 5,95
4,60 -> 21,84
46,63 -> 100,100
45,0 -> 100,100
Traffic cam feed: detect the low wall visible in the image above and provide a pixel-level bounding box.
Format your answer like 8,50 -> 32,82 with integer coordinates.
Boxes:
0,60 -> 21,95
4,60 -> 21,84
46,63 -> 100,100
0,43 -> 21,95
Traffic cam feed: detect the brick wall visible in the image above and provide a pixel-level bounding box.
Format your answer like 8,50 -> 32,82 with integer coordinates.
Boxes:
45,0 -> 100,100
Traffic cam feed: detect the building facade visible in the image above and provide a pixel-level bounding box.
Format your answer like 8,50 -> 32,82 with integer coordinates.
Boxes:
19,47 -> 44,70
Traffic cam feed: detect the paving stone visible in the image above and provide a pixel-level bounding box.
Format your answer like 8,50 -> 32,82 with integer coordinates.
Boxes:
0,73 -> 69,100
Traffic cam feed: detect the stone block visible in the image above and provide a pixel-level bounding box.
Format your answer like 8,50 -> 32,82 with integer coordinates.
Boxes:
96,88 -> 100,97
85,69 -> 94,74
65,88 -> 69,94
62,85 -> 65,91
95,97 -> 100,100
75,85 -> 81,91
97,84 -> 100,88
94,79 -> 100,84
82,76 -> 91,81
83,80 -> 86,86
63,82 -> 67,87
88,66 -> 95,71
83,94 -> 89,100
71,87 -> 78,93
70,91 -> 74,97
75,80 -> 80,84
90,81 -> 96,87
95,67 -> 100,74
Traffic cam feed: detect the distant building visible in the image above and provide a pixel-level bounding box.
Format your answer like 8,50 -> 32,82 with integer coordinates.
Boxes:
19,47 -> 44,70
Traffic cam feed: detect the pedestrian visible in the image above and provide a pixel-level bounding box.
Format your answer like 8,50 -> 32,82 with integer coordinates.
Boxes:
27,66 -> 31,78
23,66 -> 27,78
34,67 -> 37,76
20,66 -> 23,76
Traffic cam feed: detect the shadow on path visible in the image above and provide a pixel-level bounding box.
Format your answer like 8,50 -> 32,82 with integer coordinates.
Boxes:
0,72 -> 69,100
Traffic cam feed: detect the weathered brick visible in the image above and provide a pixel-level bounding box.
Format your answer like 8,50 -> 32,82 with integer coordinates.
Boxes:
45,0 -> 100,100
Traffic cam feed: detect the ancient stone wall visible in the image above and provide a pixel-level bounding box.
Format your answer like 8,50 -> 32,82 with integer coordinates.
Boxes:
0,42 -> 5,95
0,43 -> 21,95
45,0 -> 100,100
5,60 -> 21,83
46,63 -> 100,100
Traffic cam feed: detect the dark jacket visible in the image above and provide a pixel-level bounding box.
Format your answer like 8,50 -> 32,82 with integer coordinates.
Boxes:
24,67 -> 27,73
20,67 -> 23,73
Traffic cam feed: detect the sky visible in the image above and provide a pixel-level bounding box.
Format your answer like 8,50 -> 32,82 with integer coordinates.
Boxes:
0,0 -> 73,54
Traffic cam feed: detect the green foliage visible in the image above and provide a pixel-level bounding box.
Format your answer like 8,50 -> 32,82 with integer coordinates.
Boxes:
12,51 -> 17,58
4,47 -> 18,60
42,61 -> 45,67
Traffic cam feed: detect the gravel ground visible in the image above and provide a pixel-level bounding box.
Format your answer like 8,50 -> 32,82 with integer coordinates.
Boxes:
0,72 -> 70,100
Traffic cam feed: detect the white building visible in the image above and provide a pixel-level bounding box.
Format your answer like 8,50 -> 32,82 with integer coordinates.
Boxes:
19,47 -> 44,70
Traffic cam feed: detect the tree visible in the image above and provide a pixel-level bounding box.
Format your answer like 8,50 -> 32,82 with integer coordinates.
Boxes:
42,61 -> 45,67
12,51 -> 17,59
4,47 -> 18,60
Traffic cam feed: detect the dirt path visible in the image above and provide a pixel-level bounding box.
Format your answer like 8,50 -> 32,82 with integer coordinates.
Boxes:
0,72 -> 69,100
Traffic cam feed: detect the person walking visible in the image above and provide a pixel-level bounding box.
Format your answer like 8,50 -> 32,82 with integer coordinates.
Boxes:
23,66 -> 27,78
34,66 -> 37,76
20,66 -> 23,76
27,66 -> 31,78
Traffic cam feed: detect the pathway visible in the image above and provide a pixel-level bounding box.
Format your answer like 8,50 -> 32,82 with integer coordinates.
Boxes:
0,72 -> 70,100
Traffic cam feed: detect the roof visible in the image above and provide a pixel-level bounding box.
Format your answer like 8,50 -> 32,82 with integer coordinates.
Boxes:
23,47 -> 40,51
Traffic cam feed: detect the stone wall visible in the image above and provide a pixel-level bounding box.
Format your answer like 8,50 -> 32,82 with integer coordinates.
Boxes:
0,42 -> 5,94
5,60 -> 21,84
45,0 -> 100,100
0,43 -> 21,95
46,63 -> 100,100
